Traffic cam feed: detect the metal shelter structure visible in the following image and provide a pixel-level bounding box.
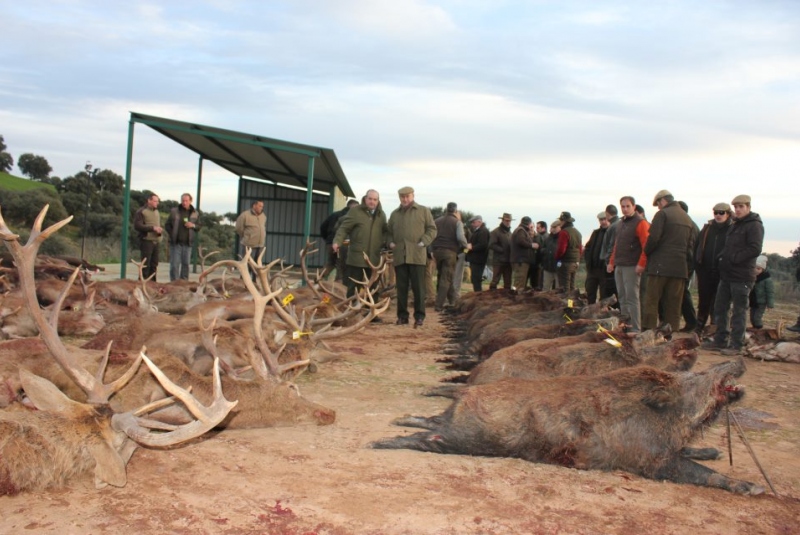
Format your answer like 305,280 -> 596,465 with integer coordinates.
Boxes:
121,112 -> 355,278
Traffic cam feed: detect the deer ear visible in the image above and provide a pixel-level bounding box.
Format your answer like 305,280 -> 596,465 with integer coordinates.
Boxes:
89,442 -> 128,488
19,368 -> 83,414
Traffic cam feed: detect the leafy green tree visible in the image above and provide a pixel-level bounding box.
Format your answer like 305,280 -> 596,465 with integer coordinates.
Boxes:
0,135 -> 13,173
0,188 -> 69,228
17,153 -> 52,180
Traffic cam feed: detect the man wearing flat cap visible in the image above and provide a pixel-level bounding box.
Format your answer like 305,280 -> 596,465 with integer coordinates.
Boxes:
432,201 -> 467,310
388,186 -> 437,327
642,189 -> 695,333
710,194 -> 764,354
488,213 -> 514,289
555,211 -> 582,293
510,216 -> 538,290
693,202 -> 732,334
465,215 -> 489,291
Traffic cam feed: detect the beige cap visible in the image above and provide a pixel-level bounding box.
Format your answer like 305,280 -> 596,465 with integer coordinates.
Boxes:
713,202 -> 731,212
398,186 -> 414,195
756,254 -> 767,270
652,189 -> 672,206
597,212 -> 607,220
731,194 -> 751,205
550,220 -> 561,229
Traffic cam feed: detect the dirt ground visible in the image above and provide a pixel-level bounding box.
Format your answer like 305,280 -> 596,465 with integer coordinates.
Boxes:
2,303 -> 800,534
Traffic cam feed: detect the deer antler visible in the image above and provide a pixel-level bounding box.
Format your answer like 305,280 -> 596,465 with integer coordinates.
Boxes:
311,271 -> 391,341
197,246 -> 219,271
299,240 -> 323,300
110,348 -> 237,447
0,205 -> 143,404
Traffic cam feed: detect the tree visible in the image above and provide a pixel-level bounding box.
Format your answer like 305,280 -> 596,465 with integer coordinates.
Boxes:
17,153 -> 52,180
0,135 -> 13,173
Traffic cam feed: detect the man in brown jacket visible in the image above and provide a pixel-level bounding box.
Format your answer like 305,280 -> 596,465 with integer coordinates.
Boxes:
432,202 -> 467,311
642,189 -> 695,332
510,216 -> 537,290
488,213 -> 513,290
388,187 -> 437,327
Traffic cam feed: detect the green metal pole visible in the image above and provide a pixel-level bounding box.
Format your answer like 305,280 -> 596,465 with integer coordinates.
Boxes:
302,157 -> 316,286
120,119 -> 135,279
193,156 -> 203,273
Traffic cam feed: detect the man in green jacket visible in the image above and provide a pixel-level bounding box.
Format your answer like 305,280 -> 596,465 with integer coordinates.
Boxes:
332,189 -> 388,298
642,189 -> 695,332
388,186 -> 437,327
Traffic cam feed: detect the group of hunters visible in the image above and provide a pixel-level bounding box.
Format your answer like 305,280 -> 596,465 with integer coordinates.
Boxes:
133,187 -> 799,351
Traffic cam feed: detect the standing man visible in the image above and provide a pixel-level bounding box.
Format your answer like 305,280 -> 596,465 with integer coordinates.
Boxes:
165,193 -> 200,281
510,216 -> 537,290
465,215 -> 489,292
388,187 -> 437,328
235,200 -> 267,279
555,211 -> 582,293
533,220 -> 548,290
432,202 -> 467,311
642,190 -> 694,332
541,221 -> 562,290
320,198 -> 359,281
607,196 -> 650,333
711,194 -> 764,355
584,212 -> 610,304
133,193 -> 163,281
488,213 -> 513,290
333,190 -> 388,298
600,204 -> 620,301
694,202 -> 732,334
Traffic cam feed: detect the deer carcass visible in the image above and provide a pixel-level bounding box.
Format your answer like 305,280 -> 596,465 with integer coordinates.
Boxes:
0,206 -> 235,494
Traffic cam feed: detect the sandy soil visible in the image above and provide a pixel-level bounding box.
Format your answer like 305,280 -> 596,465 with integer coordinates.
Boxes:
2,305 -> 799,535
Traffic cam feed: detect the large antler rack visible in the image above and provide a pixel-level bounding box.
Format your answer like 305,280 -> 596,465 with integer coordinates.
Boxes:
0,205 -> 141,405
199,250 -> 297,379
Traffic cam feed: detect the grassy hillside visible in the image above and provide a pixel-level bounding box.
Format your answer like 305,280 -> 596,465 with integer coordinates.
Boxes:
0,171 -> 55,192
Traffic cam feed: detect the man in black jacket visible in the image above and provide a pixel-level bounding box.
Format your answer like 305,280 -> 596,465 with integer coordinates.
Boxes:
694,202 -> 732,334
584,212 -> 610,304
466,215 -> 490,292
319,199 -> 358,281
711,194 -> 764,354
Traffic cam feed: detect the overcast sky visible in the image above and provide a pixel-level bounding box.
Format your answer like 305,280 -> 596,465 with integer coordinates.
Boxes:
1,1 -> 798,254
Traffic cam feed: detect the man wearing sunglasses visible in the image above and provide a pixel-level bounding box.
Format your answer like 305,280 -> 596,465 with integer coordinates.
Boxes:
694,203 -> 733,334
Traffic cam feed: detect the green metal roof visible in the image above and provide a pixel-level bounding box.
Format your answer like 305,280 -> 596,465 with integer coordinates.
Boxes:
129,112 -> 355,197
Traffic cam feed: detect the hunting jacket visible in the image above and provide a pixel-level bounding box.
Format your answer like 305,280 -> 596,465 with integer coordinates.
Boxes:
644,201 -> 695,279
718,212 -> 764,283
388,202 -> 437,266
333,202 -> 389,268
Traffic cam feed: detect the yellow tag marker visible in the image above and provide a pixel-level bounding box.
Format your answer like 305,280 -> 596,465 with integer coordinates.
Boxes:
567,299 -> 574,308
597,324 -> 623,347
321,294 -> 331,303
563,314 -> 573,323
282,293 -> 295,307
292,330 -> 313,339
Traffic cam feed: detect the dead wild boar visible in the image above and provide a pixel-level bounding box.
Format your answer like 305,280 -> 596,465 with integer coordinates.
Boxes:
465,331 -> 699,386
373,358 -> 763,495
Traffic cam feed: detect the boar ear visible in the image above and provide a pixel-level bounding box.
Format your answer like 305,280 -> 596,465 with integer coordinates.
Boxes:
641,387 -> 678,410
89,442 -> 128,488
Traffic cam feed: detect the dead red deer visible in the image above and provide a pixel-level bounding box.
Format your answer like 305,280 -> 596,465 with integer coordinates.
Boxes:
0,206 -> 235,494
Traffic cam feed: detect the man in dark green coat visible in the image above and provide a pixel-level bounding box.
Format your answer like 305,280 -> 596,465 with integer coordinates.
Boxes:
388,186 -> 437,327
642,189 -> 695,332
333,189 -> 388,297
